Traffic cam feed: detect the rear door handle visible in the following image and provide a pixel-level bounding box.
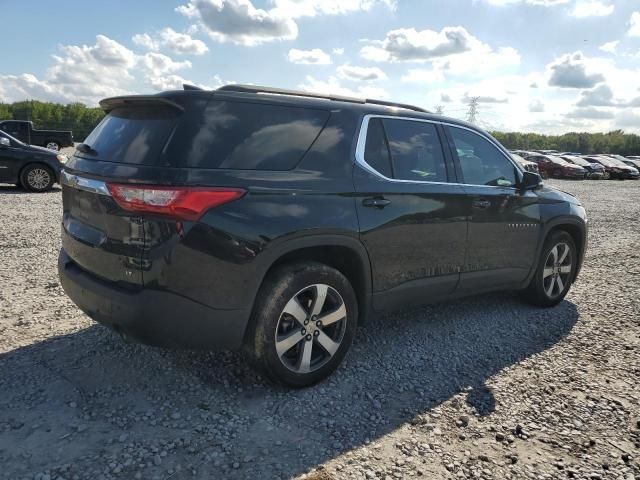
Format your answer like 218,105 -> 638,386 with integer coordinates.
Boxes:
362,197 -> 391,208
472,198 -> 491,210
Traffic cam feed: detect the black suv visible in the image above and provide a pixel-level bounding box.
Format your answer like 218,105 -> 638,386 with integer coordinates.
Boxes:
58,85 -> 587,387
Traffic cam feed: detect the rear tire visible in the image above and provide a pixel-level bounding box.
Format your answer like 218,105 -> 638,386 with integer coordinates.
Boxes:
520,231 -> 577,307
20,164 -> 55,192
247,262 -> 358,388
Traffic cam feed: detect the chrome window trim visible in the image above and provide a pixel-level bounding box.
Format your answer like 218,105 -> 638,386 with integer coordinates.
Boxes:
61,170 -> 111,196
354,114 -> 523,189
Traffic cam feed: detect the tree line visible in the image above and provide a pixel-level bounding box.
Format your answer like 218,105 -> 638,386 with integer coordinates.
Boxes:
0,101 -> 105,142
1,100 -> 639,155
491,130 -> 640,156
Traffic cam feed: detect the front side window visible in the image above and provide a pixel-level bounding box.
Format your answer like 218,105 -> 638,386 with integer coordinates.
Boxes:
362,117 -> 448,183
448,127 -> 517,187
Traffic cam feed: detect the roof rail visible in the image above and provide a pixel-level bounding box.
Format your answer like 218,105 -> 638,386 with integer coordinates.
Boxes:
216,84 -> 430,113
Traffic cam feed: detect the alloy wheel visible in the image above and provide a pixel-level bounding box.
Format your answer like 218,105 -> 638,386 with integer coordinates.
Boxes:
542,242 -> 573,299
27,168 -> 51,190
275,284 -> 347,374
46,142 -> 60,151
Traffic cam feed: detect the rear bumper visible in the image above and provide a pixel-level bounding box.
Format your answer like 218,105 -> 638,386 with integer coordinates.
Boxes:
58,249 -> 251,350
587,172 -> 604,179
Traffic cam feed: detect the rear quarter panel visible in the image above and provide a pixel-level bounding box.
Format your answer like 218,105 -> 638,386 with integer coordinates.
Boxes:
143,108 -> 363,311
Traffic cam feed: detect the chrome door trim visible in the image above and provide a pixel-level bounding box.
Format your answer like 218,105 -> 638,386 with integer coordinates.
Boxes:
60,170 -> 111,196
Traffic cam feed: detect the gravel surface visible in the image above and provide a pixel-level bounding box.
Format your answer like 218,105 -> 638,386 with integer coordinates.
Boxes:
0,178 -> 638,480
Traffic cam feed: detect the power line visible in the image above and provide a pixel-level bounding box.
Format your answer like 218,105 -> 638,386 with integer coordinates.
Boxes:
434,105 -> 444,115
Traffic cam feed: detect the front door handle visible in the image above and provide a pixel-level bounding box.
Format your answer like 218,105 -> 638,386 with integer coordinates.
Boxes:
472,198 -> 491,210
362,197 -> 391,209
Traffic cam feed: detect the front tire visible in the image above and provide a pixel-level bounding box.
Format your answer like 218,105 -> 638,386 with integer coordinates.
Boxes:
45,141 -> 60,151
20,164 -> 55,192
520,231 -> 577,307
248,262 -> 358,388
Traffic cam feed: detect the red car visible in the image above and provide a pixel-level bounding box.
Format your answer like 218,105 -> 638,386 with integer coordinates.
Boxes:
523,154 -> 587,179
584,155 -> 640,180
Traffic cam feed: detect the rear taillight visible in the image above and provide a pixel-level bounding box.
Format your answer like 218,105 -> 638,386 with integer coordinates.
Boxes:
106,184 -> 246,221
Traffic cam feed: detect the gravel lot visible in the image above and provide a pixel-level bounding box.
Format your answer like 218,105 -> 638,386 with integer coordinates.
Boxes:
0,178 -> 638,480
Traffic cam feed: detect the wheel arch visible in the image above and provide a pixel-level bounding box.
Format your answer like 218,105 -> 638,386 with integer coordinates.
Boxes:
541,217 -> 587,280
252,235 -> 374,330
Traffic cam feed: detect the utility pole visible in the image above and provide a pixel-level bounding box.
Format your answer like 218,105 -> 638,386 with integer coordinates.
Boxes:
435,105 -> 444,115
466,96 -> 480,124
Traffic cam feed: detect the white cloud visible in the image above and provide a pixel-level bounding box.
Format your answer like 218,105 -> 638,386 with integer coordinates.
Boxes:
160,28 -> 209,55
132,33 -> 159,50
299,75 -> 388,99
479,0 -> 570,6
571,0 -> 614,17
271,0 -> 396,18
547,51 -> 605,88
576,84 -> 615,107
529,100 -> 545,112
599,40 -> 618,54
287,48 -> 332,65
629,11 -> 640,37
360,26 -> 479,62
0,35 -> 199,105
133,29 -> 209,55
177,0 -> 298,46
333,47 -> 345,55
138,52 -> 192,76
337,64 -> 387,81
566,107 -> 614,119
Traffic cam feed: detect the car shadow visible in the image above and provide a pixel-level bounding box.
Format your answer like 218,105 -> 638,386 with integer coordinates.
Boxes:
0,293 -> 579,479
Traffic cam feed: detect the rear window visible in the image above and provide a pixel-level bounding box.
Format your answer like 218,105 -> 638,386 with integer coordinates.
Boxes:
80,106 -> 179,165
183,100 -> 330,170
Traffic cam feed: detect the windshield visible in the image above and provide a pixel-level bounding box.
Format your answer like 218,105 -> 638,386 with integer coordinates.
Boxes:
589,156 -> 614,166
0,130 -> 25,146
605,156 -> 628,167
547,156 -> 570,165
562,155 -> 589,166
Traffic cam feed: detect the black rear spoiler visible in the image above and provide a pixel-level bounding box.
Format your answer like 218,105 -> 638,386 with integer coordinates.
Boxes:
99,95 -> 184,113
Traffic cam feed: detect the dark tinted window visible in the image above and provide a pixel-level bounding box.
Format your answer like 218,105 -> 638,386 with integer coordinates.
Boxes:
185,101 -> 329,170
363,118 -> 393,178
383,119 -> 447,182
449,127 -> 517,187
80,106 -> 180,165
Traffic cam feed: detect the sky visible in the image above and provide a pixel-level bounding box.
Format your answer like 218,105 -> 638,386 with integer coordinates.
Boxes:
1,0 -> 640,134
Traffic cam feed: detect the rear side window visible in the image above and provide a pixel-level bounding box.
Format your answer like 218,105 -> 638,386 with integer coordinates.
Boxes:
184,101 -> 330,170
363,118 -> 393,178
383,119 -> 447,182
361,117 -> 448,182
81,106 -> 180,165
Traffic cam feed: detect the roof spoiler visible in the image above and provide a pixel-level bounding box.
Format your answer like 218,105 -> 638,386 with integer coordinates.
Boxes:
99,95 -> 185,113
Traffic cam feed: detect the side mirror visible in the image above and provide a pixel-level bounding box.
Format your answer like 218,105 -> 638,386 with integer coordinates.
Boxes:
0,137 -> 10,148
520,170 -> 543,190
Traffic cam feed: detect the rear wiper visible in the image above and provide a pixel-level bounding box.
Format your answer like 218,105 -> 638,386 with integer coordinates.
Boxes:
76,143 -> 97,155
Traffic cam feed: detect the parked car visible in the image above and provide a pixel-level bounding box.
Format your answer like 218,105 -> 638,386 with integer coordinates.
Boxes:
0,120 -> 74,151
58,84 -> 588,387
559,155 -> 606,179
584,155 -> 640,180
607,154 -> 640,173
523,153 -> 587,179
0,130 -> 66,191
511,153 -> 539,174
